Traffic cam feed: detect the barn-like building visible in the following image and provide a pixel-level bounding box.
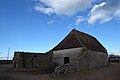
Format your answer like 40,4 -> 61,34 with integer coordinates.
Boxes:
13,29 -> 108,71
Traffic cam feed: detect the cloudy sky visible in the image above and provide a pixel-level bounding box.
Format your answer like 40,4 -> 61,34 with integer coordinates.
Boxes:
0,0 -> 120,59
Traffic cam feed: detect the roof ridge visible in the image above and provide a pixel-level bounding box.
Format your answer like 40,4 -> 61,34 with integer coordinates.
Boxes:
73,29 -> 93,38
74,30 -> 86,47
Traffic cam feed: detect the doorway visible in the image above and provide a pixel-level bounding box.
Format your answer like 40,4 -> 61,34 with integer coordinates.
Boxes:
64,57 -> 69,64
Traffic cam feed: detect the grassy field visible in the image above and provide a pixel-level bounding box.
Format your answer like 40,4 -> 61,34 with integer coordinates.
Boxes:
0,63 -> 120,80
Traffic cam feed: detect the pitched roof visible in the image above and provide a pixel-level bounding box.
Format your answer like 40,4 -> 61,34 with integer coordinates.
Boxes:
52,29 -> 107,53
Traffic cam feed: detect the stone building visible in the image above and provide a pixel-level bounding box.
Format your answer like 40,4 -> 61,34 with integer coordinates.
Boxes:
51,29 -> 108,75
13,29 -> 108,72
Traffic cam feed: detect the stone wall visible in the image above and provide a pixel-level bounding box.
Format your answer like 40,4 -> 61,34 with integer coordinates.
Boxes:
13,47 -> 108,74
72,48 -> 108,69
13,51 -> 54,70
87,50 -> 108,69
52,47 -> 108,76
13,52 -> 24,68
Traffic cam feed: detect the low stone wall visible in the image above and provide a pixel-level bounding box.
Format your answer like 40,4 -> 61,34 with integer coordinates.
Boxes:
52,64 -> 82,77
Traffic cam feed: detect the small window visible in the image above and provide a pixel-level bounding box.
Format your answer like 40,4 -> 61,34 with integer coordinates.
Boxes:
64,57 -> 69,64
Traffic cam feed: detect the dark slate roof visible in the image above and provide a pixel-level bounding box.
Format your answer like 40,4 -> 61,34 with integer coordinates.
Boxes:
52,29 -> 107,53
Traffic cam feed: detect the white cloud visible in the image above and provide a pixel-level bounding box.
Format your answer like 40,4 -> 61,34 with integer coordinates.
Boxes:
35,5 -> 54,15
109,51 -> 120,55
35,0 -> 93,16
75,16 -> 86,25
47,20 -> 55,24
115,10 -> 120,19
88,0 -> 120,24
68,24 -> 72,29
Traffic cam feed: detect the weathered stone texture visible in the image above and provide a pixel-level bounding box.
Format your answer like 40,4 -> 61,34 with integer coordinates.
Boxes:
52,47 -> 108,76
52,64 -> 79,77
13,51 -> 54,70
87,50 -> 108,69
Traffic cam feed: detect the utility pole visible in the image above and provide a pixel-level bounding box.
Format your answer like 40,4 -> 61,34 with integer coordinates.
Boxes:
7,48 -> 10,60
0,52 -> 1,60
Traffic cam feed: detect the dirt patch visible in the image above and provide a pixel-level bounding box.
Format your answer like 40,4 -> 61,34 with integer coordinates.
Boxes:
0,63 -> 120,80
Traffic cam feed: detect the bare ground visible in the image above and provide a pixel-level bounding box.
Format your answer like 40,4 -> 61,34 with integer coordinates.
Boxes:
0,63 -> 120,80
